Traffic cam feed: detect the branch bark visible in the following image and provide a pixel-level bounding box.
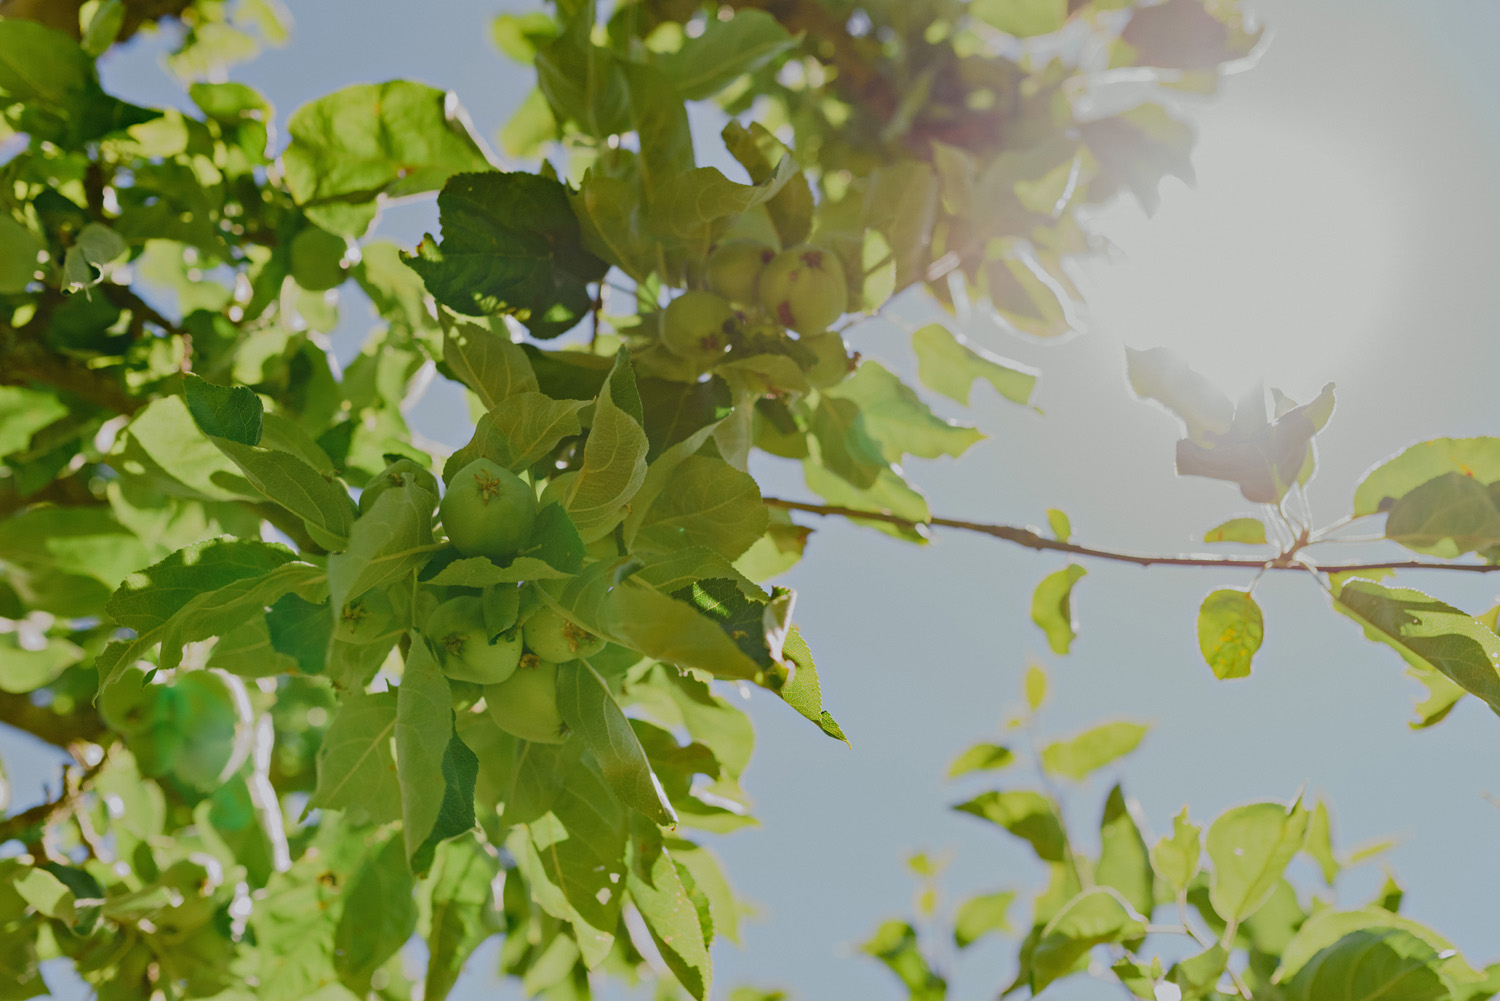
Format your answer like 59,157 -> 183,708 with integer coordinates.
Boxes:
0,690 -> 107,749
763,497 -> 1500,574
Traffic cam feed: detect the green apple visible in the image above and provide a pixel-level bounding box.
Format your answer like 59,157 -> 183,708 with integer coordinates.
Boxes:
484,656 -> 567,744
171,670 -> 252,791
359,457 -> 438,514
758,245 -> 848,334
440,458 -> 538,563
426,595 -> 522,685
289,225 -> 348,292
706,239 -> 776,305
799,332 -> 857,388
337,586 -> 399,644
660,291 -> 735,367
99,665 -> 160,735
523,606 -> 606,663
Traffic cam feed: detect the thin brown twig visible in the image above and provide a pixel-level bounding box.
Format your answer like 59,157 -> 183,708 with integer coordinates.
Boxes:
762,497 -> 1500,574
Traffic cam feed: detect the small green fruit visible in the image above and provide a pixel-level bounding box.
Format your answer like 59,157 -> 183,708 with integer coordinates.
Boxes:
289,225 -> 348,292
171,670 -> 252,791
523,606 -> 606,663
759,245 -> 848,334
427,595 -> 522,685
706,239 -> 776,305
99,665 -> 159,735
484,656 -> 567,744
441,458 -> 538,563
337,586 -> 399,644
799,332 -> 856,388
660,291 -> 735,367
359,458 -> 438,514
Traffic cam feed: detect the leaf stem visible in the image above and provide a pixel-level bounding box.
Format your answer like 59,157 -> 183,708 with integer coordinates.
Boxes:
762,497 -> 1500,574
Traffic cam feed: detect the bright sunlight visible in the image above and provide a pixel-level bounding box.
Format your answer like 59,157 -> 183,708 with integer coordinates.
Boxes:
1080,114 -> 1405,399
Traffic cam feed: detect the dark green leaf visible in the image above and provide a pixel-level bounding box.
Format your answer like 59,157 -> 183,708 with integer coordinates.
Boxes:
1384,471 -> 1500,557
1335,579 -> 1500,717
627,817 -> 713,1000
403,172 -> 607,337
954,790 -> 1066,862
334,835 -> 417,993
556,660 -> 676,825
183,374 -> 263,446
307,688 -> 402,825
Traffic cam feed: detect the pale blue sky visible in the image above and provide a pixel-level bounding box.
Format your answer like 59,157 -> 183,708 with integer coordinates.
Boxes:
10,2 -> 1500,998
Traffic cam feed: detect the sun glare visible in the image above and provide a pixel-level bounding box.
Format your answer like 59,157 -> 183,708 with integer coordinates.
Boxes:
1079,116 -> 1404,400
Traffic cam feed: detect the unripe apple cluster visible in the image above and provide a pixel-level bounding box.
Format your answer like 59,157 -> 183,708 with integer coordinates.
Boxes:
654,237 -> 852,381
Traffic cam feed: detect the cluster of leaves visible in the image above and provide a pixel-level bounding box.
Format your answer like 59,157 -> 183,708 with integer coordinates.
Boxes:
863,665 -> 1500,1000
1092,347 -> 1500,730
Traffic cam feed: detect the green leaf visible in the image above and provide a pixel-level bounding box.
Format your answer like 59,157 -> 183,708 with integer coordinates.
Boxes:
598,579 -> 763,681
828,361 -> 983,462
637,455 -> 768,562
809,396 -> 887,489
283,81 -> 490,231
1032,889 -> 1149,992
860,920 -> 947,1001
1335,579 -> 1500,717
655,9 -> 798,100
1197,588 -> 1264,680
556,660 -> 676,825
1284,929 -> 1453,1001
655,158 -> 798,244
954,790 -> 1066,862
508,755 -> 626,967
403,171 -> 607,337
1046,509 -> 1071,542
911,322 -> 1037,406
946,742 -> 1015,778
1097,785 -> 1154,917
1206,797 -> 1309,923
440,321 -> 539,410
394,678 -> 474,866
1304,800 -> 1341,886
307,688 -> 402,825
444,394 -> 586,480
14,868 -> 73,923
422,835 -> 500,1001
1204,517 -> 1267,544
0,388 -> 64,458
1151,808 -> 1202,896
1031,564 -> 1086,654
568,350 -> 650,542
1353,437 -> 1500,517
1040,721 -> 1148,780
265,594 -> 333,675
0,20 -> 90,108
627,817 -> 713,1000
776,626 -> 848,742
1384,471 -> 1500,557
183,373 -> 263,446
0,213 -> 44,293
953,891 -> 1015,948
1024,663 -> 1048,711
1408,667 -> 1466,729
99,559 -> 326,684
328,476 -> 439,614
1278,908 -> 1484,989
334,834 -> 417,993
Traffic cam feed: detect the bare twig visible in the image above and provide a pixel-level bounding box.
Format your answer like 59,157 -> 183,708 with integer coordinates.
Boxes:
763,497 -> 1500,574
